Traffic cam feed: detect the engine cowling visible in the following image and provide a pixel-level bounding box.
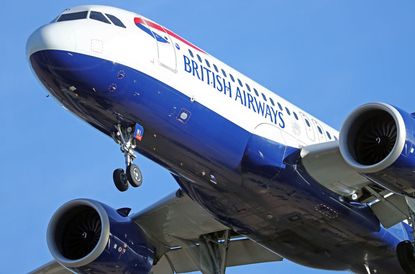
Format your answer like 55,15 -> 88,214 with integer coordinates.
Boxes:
339,102 -> 415,196
47,199 -> 154,274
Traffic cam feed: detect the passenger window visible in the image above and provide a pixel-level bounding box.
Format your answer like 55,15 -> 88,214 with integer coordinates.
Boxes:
237,79 -> 243,87
106,14 -> 126,28
293,112 -> 299,120
213,64 -> 219,73
270,98 -> 275,106
246,84 -> 252,92
57,11 -> 88,22
277,102 -> 283,111
285,107 -> 291,116
230,74 -> 235,82
326,131 -> 332,139
253,88 -> 259,96
317,126 -> 323,134
334,136 -> 338,141
90,11 -> 111,24
205,59 -> 211,68
261,93 -> 267,101
197,54 -> 202,63
305,119 -> 311,127
221,69 -> 227,77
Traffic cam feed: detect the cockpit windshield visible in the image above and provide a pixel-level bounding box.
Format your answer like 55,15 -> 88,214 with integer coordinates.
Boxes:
57,11 -> 88,22
89,11 -> 111,24
56,10 -> 126,29
105,14 -> 126,28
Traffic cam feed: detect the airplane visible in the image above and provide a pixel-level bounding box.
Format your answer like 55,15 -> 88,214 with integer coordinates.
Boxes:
26,4 -> 415,274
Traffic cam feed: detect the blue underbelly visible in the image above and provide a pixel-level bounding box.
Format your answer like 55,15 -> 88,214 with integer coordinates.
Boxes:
30,49 -> 406,272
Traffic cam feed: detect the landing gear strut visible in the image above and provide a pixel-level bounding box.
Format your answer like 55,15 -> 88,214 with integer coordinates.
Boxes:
112,124 -> 143,192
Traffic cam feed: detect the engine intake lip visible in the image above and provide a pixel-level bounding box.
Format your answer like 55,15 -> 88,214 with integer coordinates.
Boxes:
339,102 -> 406,173
47,199 -> 110,268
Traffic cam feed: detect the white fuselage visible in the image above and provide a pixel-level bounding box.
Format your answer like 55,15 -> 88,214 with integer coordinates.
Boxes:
27,5 -> 338,150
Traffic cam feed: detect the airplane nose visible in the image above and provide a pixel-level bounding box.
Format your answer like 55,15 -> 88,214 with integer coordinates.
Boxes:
26,23 -> 75,60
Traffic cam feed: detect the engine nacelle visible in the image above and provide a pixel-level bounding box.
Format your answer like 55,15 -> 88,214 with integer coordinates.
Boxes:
47,199 -> 154,274
339,102 -> 415,196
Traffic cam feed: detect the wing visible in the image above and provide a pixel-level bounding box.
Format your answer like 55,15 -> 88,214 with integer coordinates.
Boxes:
31,188 -> 282,274
300,141 -> 411,228
133,189 -> 283,273
29,261 -> 71,274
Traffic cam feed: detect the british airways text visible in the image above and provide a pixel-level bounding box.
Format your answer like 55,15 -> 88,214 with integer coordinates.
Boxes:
183,55 -> 285,128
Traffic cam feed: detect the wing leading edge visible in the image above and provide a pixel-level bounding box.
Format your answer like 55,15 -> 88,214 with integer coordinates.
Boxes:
31,188 -> 282,274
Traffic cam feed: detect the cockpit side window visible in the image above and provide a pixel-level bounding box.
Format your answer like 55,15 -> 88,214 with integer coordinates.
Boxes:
90,11 -> 111,24
57,11 -> 88,22
106,14 -> 126,28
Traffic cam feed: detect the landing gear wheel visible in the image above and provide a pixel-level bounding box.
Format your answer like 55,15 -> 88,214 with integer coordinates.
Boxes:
126,164 -> 142,187
113,168 -> 129,192
397,240 -> 415,273
112,124 -> 144,191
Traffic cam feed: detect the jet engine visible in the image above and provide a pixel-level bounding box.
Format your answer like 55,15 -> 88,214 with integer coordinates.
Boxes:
47,199 -> 154,274
339,102 -> 415,196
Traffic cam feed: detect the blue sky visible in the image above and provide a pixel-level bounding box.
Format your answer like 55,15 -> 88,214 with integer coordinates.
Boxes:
1,0 -> 414,273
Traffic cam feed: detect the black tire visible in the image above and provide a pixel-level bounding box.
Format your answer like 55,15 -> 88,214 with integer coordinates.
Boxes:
126,164 -> 142,187
397,240 -> 415,273
113,168 -> 129,192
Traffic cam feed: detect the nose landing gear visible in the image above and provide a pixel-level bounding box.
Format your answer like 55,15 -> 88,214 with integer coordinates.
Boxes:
112,124 -> 143,192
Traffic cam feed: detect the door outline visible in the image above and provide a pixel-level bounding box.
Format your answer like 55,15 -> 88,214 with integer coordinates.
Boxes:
312,118 -> 327,143
299,112 -> 316,142
142,19 -> 177,72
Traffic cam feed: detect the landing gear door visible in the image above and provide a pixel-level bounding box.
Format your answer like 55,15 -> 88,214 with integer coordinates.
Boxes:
142,20 -> 177,72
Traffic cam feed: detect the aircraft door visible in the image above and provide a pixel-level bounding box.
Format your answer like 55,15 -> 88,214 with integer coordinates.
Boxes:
299,112 -> 316,142
155,27 -> 177,71
157,29 -> 177,72
141,19 -> 177,72
312,118 -> 327,143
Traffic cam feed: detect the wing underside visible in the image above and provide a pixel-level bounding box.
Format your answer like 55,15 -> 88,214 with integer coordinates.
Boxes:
301,141 -> 412,228
31,188 -> 282,274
